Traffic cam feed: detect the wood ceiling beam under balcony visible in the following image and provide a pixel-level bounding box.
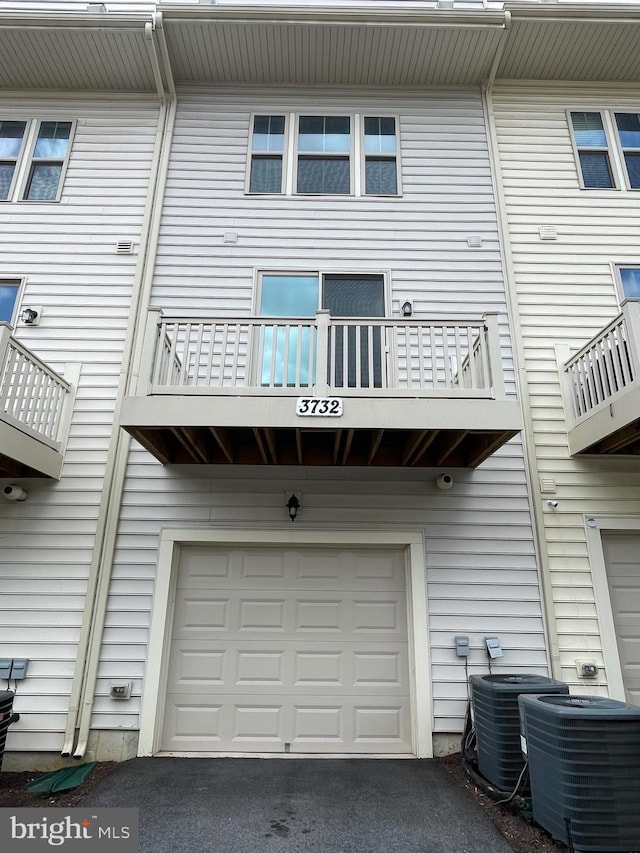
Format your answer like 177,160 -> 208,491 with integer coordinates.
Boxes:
591,420 -> 640,454
209,427 -> 234,464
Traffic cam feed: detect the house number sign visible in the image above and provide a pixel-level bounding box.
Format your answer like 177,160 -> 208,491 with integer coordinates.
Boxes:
296,397 -> 343,417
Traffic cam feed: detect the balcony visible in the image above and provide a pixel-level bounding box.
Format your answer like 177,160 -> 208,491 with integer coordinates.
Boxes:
0,324 -> 78,479
120,309 -> 521,468
562,300 -> 640,455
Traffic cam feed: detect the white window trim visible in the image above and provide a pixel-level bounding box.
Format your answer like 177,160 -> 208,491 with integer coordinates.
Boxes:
0,275 -> 26,326
137,527 -> 432,759
568,109 -> 640,192
1,118 -> 76,203
246,112 -> 401,198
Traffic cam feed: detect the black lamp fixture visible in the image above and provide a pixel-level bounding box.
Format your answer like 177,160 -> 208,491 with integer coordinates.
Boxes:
286,493 -> 300,522
20,307 -> 39,325
401,301 -> 413,317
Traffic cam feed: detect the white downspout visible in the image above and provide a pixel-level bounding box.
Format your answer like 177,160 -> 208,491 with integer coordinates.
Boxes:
62,12 -> 176,758
481,11 -> 562,678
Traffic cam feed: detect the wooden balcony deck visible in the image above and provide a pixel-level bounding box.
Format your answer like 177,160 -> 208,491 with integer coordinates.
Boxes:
120,310 -> 521,468
0,324 -> 78,479
562,300 -> 640,455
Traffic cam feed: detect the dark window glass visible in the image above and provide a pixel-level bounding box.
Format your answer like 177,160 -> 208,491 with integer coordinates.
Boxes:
33,121 -> 71,158
0,121 -> 26,158
250,156 -> 283,193
571,111 -> 607,146
364,117 -> 396,154
252,115 -> 285,152
624,152 -> 640,189
298,116 -> 350,153
365,158 -> 397,195
578,152 -> 614,188
297,157 -> 349,194
25,163 -> 63,200
615,113 -> 640,148
0,163 -> 16,200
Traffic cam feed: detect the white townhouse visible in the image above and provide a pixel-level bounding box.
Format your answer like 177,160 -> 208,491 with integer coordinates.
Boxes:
1,0 -> 599,771
489,2 -> 640,707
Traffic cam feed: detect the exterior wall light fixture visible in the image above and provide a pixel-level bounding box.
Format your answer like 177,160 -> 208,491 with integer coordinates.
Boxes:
20,308 -> 39,325
401,301 -> 413,317
286,493 -> 300,522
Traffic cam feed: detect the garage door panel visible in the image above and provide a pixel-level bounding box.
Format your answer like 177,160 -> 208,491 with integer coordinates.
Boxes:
167,642 -> 408,695
172,591 -> 407,641
163,545 -> 411,753
603,533 -> 640,704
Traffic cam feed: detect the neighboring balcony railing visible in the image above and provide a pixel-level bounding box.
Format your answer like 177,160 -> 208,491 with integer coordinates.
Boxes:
0,323 -> 78,478
139,309 -> 506,399
562,300 -> 640,454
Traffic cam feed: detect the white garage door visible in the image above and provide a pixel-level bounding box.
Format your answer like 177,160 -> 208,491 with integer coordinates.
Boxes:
603,533 -> 640,705
162,544 -> 412,754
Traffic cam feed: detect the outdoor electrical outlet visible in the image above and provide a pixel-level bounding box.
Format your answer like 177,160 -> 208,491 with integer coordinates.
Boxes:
11,659 -> 29,680
110,681 -> 132,700
455,636 -> 470,657
0,659 -> 12,680
576,659 -> 599,678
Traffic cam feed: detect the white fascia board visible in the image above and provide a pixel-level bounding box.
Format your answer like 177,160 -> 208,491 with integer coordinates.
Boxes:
159,3 -> 508,27
505,1 -> 640,22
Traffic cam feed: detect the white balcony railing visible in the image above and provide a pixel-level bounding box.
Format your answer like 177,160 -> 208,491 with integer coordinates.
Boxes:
563,300 -> 640,426
0,323 -> 75,452
138,309 -> 506,399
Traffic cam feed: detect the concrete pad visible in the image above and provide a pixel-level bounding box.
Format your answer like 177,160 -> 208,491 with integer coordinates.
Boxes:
82,757 -> 514,853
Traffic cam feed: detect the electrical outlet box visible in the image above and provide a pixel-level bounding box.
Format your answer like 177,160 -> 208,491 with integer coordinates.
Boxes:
485,636 -> 504,659
110,681 -> 132,700
0,659 -> 12,680
11,659 -> 29,680
576,659 -> 599,678
455,636 -> 470,657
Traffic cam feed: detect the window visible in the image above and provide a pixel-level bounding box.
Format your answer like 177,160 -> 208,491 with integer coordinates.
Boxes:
614,113 -> 640,189
570,112 -> 615,188
570,110 -> 640,190
0,119 -> 74,202
257,271 -> 386,387
248,114 -> 399,196
617,266 -> 640,300
0,279 -> 21,324
0,121 -> 27,200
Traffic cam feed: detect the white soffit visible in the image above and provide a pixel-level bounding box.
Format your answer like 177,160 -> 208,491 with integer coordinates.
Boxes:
0,17 -> 157,91
498,18 -> 640,82
163,20 -> 505,86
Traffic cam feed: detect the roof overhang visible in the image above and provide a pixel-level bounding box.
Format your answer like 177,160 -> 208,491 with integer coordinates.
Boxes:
500,1 -> 640,82
2,3 -> 640,93
0,10 -> 162,92
158,3 -> 508,87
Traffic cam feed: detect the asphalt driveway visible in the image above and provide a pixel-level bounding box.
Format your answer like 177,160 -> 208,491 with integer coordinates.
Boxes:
82,757 -> 515,853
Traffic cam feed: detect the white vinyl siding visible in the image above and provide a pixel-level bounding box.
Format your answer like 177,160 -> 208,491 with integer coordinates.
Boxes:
0,94 -> 160,754
97,85 -> 547,745
492,82 -> 640,692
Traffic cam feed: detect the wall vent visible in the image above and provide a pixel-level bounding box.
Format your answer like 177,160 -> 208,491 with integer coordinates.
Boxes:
538,226 -> 557,241
116,241 -> 134,255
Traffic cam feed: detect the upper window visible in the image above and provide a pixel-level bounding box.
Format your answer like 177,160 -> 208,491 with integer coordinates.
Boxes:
0,119 -> 74,202
248,113 -> 399,196
569,110 -> 640,190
